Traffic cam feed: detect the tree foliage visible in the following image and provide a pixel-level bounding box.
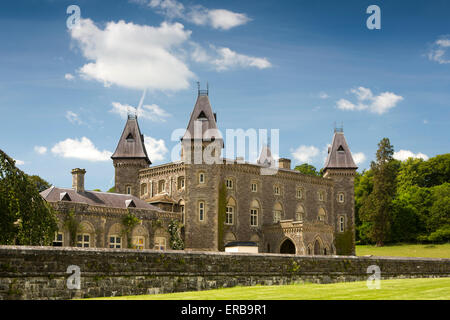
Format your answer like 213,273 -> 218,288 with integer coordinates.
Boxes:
294,163 -> 322,177
0,149 -> 58,245
355,147 -> 450,245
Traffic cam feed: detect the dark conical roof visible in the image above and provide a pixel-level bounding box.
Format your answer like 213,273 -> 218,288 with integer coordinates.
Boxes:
324,130 -> 357,170
181,94 -> 222,141
111,115 -> 151,164
257,144 -> 274,167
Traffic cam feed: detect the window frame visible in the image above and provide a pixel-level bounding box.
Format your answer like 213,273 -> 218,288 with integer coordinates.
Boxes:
154,237 -> 166,251
225,206 -> 234,225
76,233 -> 90,248
251,182 -> 258,193
198,201 -> 205,221
109,235 -> 122,249
53,232 -> 64,247
339,216 -> 345,232
338,192 -> 345,203
250,208 -> 258,227
132,236 -> 145,250
198,172 -> 205,184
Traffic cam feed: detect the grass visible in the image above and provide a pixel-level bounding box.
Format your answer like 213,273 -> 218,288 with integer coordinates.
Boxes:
89,278 -> 450,300
356,243 -> 450,259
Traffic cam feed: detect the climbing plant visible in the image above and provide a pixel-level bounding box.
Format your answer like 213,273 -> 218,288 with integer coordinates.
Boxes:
121,210 -> 141,248
63,209 -> 81,246
168,219 -> 184,250
217,181 -> 227,251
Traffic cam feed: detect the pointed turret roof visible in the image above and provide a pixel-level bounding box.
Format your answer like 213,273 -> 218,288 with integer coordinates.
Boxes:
323,129 -> 357,170
257,144 -> 274,167
111,115 -> 151,164
181,94 -> 222,141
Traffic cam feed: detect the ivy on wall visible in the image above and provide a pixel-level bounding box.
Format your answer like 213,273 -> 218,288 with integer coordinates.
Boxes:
217,182 -> 227,252
63,209 -> 81,247
168,219 -> 184,250
121,210 -> 141,248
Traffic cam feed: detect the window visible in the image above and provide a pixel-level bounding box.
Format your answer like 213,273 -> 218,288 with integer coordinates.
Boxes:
226,206 -> 234,225
76,234 -> 90,248
273,202 -> 283,223
109,235 -> 121,248
226,178 -> 234,189
318,191 -> 324,201
178,176 -> 185,190
126,186 -> 131,195
274,184 -> 281,195
158,180 -> 165,193
199,172 -> 205,184
251,182 -> 258,192
338,192 -> 345,203
132,236 -> 145,250
296,187 -> 303,199
296,205 -> 305,221
250,200 -> 260,227
141,183 -> 147,196
318,207 -> 326,222
154,237 -> 166,251
198,201 -> 205,221
53,232 -> 63,247
339,216 -> 345,232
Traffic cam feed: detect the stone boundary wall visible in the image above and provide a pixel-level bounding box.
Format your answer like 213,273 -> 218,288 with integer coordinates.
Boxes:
0,246 -> 449,300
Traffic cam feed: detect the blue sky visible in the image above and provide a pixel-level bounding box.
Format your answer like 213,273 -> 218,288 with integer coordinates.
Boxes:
0,0 -> 449,191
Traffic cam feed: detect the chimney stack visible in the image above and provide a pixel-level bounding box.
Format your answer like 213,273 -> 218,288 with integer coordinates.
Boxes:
72,168 -> 86,193
278,158 -> 291,170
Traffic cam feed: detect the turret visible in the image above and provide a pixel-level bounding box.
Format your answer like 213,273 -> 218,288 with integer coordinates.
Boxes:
323,127 -> 357,255
111,115 -> 151,196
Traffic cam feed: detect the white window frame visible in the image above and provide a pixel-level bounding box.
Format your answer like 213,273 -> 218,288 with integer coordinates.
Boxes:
53,232 -> 64,246
296,187 -> 303,199
132,236 -> 145,250
198,201 -> 205,221
273,210 -> 282,223
109,235 -> 122,249
199,172 -> 205,184
251,182 -> 258,192
126,186 -> 131,195
250,208 -> 258,227
338,192 -> 345,203
76,233 -> 90,248
226,178 -> 233,189
274,185 -> 281,196
339,216 -> 345,232
154,237 -> 166,251
225,206 -> 234,225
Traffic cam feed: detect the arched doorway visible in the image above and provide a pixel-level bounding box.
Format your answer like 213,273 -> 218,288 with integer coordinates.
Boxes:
314,239 -> 322,255
280,238 -> 296,254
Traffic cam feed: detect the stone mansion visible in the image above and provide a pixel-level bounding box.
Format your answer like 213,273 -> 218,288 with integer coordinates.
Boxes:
41,89 -> 358,255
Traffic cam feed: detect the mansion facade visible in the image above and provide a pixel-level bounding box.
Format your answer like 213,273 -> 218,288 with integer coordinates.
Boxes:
42,89 -> 358,255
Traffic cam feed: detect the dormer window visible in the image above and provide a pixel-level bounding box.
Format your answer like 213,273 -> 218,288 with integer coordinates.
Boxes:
337,145 -> 345,153
197,111 -> 207,120
126,133 -> 134,142
59,192 -> 71,201
125,199 -> 136,208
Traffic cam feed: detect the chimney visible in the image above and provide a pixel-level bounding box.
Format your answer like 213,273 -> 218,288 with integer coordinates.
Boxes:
278,158 -> 291,170
71,168 -> 86,193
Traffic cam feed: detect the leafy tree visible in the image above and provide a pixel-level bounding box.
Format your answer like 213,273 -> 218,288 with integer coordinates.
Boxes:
26,174 -> 51,192
294,163 -> 322,177
92,189 -> 102,192
168,219 -> 184,250
359,138 -> 397,246
0,149 -> 58,245
107,186 -> 115,193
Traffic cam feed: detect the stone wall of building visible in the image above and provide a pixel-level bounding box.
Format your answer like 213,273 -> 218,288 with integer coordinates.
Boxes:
0,246 -> 449,300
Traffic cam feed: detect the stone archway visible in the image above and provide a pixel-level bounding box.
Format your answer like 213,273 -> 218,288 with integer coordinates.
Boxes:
314,239 -> 322,255
280,238 -> 296,254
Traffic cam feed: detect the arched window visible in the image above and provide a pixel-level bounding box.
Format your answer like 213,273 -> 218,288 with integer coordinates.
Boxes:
338,192 -> 345,203
77,221 -> 95,248
296,204 -> 305,221
198,172 -> 205,184
296,187 -> 304,199
273,202 -> 283,223
131,225 -> 149,250
108,223 -> 123,249
250,200 -> 260,227
141,183 -> 147,196
318,207 -> 326,222
226,197 -> 236,225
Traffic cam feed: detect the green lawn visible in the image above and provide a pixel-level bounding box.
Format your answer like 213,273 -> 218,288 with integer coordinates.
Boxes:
90,278 -> 450,300
356,243 -> 450,259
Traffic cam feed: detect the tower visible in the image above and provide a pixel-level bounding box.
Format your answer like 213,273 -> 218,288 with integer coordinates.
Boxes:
323,127 -> 358,255
180,87 -> 223,164
111,115 -> 151,197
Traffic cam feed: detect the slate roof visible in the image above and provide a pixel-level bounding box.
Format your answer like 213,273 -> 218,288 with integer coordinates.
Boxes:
40,186 -> 162,210
257,145 -> 274,167
111,115 -> 151,164
181,95 -> 223,142
323,131 -> 358,170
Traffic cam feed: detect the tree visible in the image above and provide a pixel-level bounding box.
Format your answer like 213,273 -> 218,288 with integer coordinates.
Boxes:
0,149 -> 58,245
359,138 -> 397,246
26,174 -> 51,192
294,163 -> 321,177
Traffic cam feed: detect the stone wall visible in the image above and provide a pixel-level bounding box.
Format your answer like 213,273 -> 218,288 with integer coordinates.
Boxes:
1,246 -> 449,300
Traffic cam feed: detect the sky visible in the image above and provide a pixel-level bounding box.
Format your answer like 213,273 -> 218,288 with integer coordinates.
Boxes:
0,0 -> 449,191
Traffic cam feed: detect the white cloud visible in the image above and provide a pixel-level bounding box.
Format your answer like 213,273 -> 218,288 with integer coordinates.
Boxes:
66,111 -> 83,125
64,73 -> 75,80
191,44 -> 271,71
336,87 -> 403,115
34,146 -> 47,155
319,92 -> 329,99
352,152 -> 366,165
144,135 -> 168,162
291,145 -> 320,163
14,159 -> 25,165
69,18 -> 194,91
110,102 -> 171,122
148,0 -> 250,30
428,36 -> 450,64
51,137 -> 112,162
393,150 -> 429,161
